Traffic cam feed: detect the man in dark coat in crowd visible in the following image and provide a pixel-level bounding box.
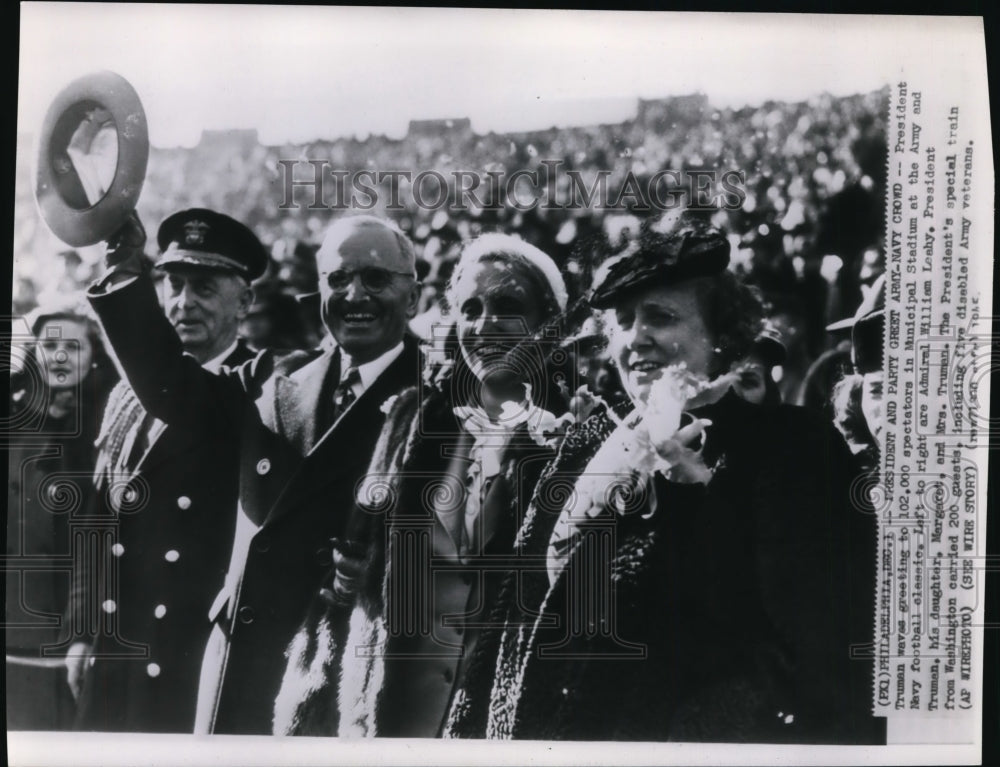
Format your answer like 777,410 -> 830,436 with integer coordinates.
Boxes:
68,209 -> 267,732
86,214 -> 422,735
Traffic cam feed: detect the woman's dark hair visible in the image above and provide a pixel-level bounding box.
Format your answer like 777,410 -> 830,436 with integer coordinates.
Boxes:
11,309 -> 119,428
689,271 -> 765,377
28,310 -> 115,383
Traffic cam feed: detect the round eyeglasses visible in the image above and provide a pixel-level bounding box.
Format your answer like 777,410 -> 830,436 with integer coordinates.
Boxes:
324,267 -> 414,294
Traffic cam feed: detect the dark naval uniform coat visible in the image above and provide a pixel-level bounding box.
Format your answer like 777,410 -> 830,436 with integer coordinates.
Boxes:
73,339 -> 257,733
88,272 -> 421,735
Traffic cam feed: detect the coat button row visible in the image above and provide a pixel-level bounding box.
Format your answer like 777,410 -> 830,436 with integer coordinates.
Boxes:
164,550 -> 180,562
176,496 -> 191,510
256,458 -> 271,476
154,604 -> 167,619
146,663 -> 161,678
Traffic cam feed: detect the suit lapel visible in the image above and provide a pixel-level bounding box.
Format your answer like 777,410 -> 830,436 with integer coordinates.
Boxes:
271,349 -> 339,457
308,338 -> 424,460
262,340 -> 420,528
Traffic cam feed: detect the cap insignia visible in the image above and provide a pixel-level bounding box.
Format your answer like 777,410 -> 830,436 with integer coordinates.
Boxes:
184,220 -> 210,246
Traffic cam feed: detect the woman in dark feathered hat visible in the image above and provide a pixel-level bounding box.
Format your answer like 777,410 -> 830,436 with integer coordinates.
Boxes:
445,212 -> 884,744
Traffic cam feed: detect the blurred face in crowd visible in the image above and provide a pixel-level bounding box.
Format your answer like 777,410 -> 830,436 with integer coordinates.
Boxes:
162,267 -> 252,363
732,354 -> 770,405
860,371 -> 884,453
453,258 -> 547,386
35,318 -> 93,390
317,219 -> 419,364
605,280 -> 715,406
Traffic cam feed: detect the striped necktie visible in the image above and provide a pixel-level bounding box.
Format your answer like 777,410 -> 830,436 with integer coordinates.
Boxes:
334,366 -> 360,418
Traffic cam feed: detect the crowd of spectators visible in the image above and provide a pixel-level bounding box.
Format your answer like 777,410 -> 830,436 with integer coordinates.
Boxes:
13,89 -> 887,404
8,90 -> 888,733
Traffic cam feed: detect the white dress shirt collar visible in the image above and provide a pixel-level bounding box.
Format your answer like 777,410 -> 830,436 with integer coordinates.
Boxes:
201,339 -> 240,374
341,341 -> 405,395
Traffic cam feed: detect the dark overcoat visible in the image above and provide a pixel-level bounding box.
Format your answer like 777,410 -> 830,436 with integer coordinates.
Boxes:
445,391 -> 884,743
87,273 -> 421,734
6,367 -> 115,730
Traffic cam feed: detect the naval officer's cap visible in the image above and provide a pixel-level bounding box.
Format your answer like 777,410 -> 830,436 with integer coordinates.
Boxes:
156,208 -> 268,281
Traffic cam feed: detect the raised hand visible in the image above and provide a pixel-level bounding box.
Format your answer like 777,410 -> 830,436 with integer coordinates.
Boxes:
104,212 -> 147,271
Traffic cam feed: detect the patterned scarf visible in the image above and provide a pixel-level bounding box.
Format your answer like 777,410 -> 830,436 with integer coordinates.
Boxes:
93,380 -> 149,491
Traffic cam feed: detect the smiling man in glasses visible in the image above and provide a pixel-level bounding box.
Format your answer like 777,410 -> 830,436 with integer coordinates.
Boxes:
87,213 -> 422,735
318,216 -> 420,380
